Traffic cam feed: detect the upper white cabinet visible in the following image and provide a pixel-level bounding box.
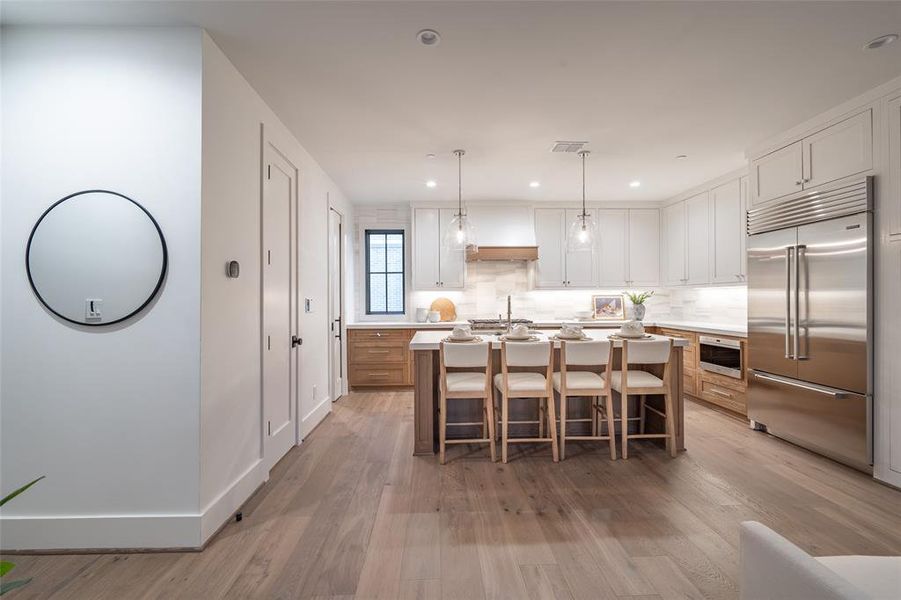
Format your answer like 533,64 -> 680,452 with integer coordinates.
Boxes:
626,209 -> 660,287
663,202 -> 686,286
534,208 -> 597,288
597,209 -> 628,287
711,179 -> 745,283
412,208 -> 464,290
685,192 -> 710,285
751,109 -> 873,208
889,94 -> 901,237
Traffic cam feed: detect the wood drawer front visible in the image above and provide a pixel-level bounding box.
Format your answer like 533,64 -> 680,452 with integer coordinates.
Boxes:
659,328 -> 697,343
699,378 -> 747,414
700,369 -> 747,392
349,364 -> 406,386
349,329 -> 409,345
350,344 -> 407,364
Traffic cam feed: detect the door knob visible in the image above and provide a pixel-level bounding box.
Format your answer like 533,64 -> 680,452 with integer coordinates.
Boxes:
291,335 -> 303,348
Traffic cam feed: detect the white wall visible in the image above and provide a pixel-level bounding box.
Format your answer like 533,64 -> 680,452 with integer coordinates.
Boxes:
198,34 -> 353,542
0,27 -> 204,549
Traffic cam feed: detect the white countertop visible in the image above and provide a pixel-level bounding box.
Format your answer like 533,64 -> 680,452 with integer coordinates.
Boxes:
409,329 -> 690,351
348,319 -> 747,337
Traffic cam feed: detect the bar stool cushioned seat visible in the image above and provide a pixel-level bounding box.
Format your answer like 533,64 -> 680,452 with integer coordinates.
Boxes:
494,372 -> 547,392
603,371 -> 664,391
552,371 -> 605,392
446,372 -> 490,393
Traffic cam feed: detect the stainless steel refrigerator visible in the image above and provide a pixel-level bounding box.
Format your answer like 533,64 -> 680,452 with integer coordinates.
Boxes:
746,176 -> 872,472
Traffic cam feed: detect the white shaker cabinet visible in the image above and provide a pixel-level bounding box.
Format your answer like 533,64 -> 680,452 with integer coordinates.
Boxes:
711,179 -> 744,283
534,208 -> 599,288
750,109 -> 873,208
597,209 -> 628,287
685,191 -> 710,285
627,209 -> 660,287
888,94 -> 901,237
662,202 -> 686,286
534,208 -> 566,288
412,208 -> 464,290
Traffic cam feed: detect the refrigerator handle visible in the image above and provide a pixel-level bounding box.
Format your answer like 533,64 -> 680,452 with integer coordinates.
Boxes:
794,245 -> 805,361
785,246 -> 794,359
751,370 -> 848,399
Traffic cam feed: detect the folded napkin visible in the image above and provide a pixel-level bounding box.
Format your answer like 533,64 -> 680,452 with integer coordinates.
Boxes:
451,325 -> 472,339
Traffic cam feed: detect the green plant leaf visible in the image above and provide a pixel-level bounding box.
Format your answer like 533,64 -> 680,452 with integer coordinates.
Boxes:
0,578 -> 32,596
0,476 -> 45,508
0,562 -> 13,577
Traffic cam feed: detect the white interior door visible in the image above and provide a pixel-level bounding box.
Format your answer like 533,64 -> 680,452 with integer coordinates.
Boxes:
263,144 -> 297,469
328,207 -> 344,403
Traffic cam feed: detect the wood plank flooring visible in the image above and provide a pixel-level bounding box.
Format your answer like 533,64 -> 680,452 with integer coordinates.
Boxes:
5,391 -> 901,599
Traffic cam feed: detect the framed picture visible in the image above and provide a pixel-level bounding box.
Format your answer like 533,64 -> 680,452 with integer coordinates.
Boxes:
592,294 -> 625,320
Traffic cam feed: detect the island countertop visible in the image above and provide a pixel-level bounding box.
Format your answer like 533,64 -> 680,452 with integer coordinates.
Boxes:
409,329 -> 690,351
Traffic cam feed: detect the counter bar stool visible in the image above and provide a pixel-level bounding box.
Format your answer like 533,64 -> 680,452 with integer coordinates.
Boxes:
554,340 -> 617,460
493,340 -> 558,463
603,338 -> 676,459
439,341 -> 495,464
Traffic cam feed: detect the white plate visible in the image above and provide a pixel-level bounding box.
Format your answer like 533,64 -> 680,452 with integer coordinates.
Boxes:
500,334 -> 540,342
443,335 -> 482,343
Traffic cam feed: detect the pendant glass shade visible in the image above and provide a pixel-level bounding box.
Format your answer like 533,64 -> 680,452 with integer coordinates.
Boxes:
566,212 -> 597,252
443,213 -> 477,252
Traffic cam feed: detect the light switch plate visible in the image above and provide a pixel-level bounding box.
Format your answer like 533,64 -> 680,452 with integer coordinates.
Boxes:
304,298 -> 313,313
85,298 -> 103,320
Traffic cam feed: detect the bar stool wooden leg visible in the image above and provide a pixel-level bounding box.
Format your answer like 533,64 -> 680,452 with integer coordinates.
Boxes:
591,396 -> 598,437
620,392 -> 630,460
664,390 -> 677,458
538,398 -> 545,439
546,391 -> 559,463
502,392 -> 509,464
486,396 -> 497,462
602,392 -> 617,460
559,392 -> 568,461
639,395 -> 647,434
439,389 -> 447,465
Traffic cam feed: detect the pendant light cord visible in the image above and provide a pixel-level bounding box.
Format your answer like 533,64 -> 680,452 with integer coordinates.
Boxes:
579,150 -> 590,220
454,149 -> 465,219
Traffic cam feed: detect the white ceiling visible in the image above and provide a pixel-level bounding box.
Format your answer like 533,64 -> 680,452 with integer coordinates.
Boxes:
3,1 -> 901,205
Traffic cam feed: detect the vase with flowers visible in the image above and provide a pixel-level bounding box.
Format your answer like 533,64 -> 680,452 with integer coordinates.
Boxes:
624,290 -> 653,321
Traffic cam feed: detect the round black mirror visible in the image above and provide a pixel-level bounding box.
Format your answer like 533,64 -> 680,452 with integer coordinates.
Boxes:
26,190 -> 168,326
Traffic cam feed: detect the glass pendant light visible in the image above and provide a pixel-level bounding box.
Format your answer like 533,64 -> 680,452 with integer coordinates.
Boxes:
566,149 -> 597,252
443,149 -> 477,252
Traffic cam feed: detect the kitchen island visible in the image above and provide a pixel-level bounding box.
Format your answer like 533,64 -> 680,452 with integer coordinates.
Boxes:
410,329 -> 689,456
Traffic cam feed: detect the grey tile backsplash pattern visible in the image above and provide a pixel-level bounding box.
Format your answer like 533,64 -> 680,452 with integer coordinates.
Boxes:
354,205 -> 747,326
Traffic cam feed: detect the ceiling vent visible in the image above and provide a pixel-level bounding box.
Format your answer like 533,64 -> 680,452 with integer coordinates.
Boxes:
551,141 -> 588,153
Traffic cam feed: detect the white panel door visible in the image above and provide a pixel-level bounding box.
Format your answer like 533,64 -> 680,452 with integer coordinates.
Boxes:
685,191 -> 710,285
662,202 -> 686,286
534,208 -> 565,288
598,209 -> 628,287
627,209 -> 659,287
328,208 -> 344,403
890,95 -> 901,237
413,208 -> 440,289
438,208 -> 465,289
803,110 -> 873,189
263,146 -> 297,469
711,180 -> 743,283
752,141 -> 803,207
564,209 -> 598,287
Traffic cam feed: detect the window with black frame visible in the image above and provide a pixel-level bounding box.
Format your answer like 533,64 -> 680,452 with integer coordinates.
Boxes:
365,229 -> 405,315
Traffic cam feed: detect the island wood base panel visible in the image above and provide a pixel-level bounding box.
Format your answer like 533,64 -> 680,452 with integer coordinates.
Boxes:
413,346 -> 684,456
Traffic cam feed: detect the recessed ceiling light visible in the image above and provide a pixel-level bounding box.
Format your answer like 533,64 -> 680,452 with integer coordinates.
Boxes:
529,181 -> 541,188
425,153 -> 436,159
675,154 -> 688,160
864,34 -> 898,50
417,29 -> 441,46
629,180 -> 641,188
425,180 -> 437,188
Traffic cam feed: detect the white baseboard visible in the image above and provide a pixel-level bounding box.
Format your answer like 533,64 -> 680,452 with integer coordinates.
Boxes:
199,458 -> 267,545
0,513 -> 201,551
301,395 -> 331,439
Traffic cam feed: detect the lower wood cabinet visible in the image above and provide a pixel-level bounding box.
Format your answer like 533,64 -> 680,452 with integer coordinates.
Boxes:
348,328 -> 415,388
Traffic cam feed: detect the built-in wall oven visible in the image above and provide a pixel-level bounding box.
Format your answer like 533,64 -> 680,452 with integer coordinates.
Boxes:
698,335 -> 742,379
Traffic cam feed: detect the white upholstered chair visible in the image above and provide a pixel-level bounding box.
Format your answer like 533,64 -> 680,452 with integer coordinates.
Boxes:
439,341 -> 495,464
603,338 -> 676,459
493,340 -> 558,463
740,521 -> 901,600
554,340 -> 616,460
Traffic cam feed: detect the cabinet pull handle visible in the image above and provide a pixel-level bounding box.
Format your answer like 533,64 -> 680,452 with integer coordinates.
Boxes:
795,180 -> 803,186
368,350 -> 390,354
710,388 -> 733,398
369,372 -> 389,376
375,332 -> 382,337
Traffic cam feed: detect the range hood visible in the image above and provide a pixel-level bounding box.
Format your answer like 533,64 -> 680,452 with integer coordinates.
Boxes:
464,206 -> 538,262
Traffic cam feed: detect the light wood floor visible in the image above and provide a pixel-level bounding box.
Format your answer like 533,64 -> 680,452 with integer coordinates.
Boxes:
5,391 -> 901,600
